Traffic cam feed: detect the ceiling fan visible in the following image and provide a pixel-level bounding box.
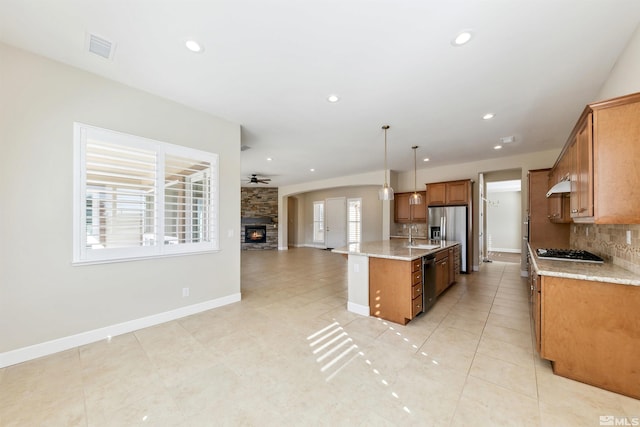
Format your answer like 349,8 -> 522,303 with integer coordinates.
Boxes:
245,174 -> 271,184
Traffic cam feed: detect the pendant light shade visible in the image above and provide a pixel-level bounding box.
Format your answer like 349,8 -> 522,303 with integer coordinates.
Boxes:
409,145 -> 423,205
378,125 -> 394,201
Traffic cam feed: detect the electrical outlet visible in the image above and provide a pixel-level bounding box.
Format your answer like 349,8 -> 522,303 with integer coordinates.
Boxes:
354,264 -> 360,273
627,230 -> 632,245
586,227 -> 589,237
182,287 -> 190,297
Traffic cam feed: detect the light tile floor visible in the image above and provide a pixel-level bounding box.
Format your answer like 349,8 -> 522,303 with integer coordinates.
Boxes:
1,247 -> 639,426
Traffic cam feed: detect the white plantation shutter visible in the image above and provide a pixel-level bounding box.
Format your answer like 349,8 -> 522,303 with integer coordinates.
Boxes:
348,198 -> 362,244
74,123 -> 218,263
164,152 -> 215,247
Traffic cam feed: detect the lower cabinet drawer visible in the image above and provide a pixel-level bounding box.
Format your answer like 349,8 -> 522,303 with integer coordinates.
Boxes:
412,296 -> 423,317
412,271 -> 422,285
412,283 -> 422,299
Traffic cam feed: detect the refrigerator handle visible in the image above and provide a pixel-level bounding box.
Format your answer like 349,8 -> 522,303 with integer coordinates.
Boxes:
441,216 -> 446,240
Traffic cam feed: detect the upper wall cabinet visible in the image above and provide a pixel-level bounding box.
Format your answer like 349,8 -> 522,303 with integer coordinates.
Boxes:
426,180 -> 470,206
550,92 -> 640,224
394,191 -> 426,223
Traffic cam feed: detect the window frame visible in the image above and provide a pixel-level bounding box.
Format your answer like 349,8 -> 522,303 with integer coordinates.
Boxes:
312,201 -> 325,243
347,198 -> 362,244
73,122 -> 219,265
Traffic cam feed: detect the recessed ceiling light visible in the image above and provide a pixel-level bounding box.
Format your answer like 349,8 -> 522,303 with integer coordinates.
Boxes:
185,39 -> 203,53
423,158 -> 430,162
327,95 -> 340,103
500,136 -> 515,144
452,31 -> 473,47
494,145 -> 503,150
266,157 -> 273,161
482,113 -> 495,120
310,168 -> 315,172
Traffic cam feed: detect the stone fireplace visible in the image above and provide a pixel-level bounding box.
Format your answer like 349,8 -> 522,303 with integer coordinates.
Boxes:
241,187 -> 278,250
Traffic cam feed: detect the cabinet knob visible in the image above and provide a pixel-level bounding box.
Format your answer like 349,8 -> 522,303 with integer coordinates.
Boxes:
571,209 -> 578,213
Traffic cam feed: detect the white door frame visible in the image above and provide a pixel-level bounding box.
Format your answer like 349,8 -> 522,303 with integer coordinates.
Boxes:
325,197 -> 346,249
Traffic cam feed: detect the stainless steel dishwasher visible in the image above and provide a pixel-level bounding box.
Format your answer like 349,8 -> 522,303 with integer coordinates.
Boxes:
422,254 -> 437,313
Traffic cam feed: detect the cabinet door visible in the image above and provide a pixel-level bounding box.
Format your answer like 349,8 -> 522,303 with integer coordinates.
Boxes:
547,168 -> 562,221
571,116 -> 593,219
435,256 -> 449,296
426,183 -> 446,206
446,181 -> 468,205
394,193 -> 411,223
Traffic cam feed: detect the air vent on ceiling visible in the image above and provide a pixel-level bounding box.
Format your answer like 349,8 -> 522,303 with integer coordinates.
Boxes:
87,33 -> 115,60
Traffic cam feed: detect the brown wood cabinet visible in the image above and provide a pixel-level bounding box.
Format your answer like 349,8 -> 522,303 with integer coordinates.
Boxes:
425,180 -> 473,274
528,169 -> 569,248
453,244 -> 460,283
369,257 -> 423,325
549,92 -> 640,224
546,165 -> 571,224
426,181 -> 469,206
394,191 -> 426,223
435,249 -> 449,296
536,273 -> 640,399
570,116 -> 594,219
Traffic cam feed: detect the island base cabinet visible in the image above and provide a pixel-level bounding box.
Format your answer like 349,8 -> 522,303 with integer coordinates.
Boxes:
369,257 -> 422,325
541,276 -> 640,399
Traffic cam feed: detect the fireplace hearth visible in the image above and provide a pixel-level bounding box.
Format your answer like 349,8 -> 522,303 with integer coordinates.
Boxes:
245,225 -> 267,243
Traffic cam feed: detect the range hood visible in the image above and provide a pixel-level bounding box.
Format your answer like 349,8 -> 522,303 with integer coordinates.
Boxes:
546,179 -> 571,197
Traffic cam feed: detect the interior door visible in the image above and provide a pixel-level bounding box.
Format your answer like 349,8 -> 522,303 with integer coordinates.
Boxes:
325,197 -> 346,249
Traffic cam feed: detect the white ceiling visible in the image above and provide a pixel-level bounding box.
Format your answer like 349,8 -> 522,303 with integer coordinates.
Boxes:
1,1 -> 639,188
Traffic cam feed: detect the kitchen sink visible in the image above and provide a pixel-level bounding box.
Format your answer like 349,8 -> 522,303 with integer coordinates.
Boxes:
407,244 -> 441,250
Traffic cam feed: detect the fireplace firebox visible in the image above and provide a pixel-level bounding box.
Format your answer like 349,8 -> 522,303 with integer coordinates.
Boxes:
245,225 -> 267,243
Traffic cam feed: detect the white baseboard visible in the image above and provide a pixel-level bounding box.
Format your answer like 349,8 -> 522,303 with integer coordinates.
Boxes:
488,248 -> 522,254
347,301 -> 370,317
0,293 -> 241,368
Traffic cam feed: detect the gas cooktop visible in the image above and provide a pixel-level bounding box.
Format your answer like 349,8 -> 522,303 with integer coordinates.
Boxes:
536,248 -> 604,263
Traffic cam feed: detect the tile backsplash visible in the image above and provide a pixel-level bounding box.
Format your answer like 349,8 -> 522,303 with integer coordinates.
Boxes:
572,224 -> 640,275
394,223 -> 428,238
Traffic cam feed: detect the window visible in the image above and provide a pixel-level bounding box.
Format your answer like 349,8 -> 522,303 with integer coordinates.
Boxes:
313,201 -> 325,243
73,123 -> 218,264
347,198 -> 362,244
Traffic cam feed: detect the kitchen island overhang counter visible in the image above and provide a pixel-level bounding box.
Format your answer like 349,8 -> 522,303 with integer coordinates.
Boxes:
332,239 -> 461,321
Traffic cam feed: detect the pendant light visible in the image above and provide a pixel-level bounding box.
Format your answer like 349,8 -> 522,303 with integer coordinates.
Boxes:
378,125 -> 394,200
409,145 -> 423,205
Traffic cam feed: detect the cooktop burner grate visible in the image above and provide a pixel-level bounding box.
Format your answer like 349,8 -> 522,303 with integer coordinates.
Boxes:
536,248 -> 604,263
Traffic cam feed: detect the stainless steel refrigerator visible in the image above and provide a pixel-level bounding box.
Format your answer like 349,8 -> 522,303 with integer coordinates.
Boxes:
428,206 -> 469,273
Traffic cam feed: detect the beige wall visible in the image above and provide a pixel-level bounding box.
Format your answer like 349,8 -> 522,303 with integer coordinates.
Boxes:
598,24 -> 640,100
296,186 -> 383,246
0,43 -> 241,354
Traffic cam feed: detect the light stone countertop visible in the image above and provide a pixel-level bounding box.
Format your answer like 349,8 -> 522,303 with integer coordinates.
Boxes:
528,244 -> 640,286
332,239 -> 459,261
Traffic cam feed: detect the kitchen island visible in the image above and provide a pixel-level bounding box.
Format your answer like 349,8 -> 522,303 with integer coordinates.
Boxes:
332,239 -> 460,325
528,244 -> 640,399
